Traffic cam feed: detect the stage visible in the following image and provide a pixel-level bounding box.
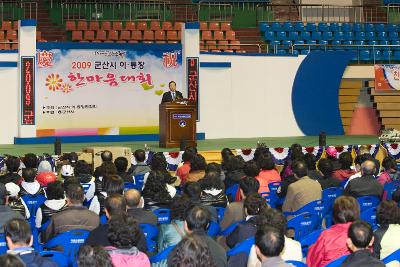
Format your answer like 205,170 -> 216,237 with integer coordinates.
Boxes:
0,135 -> 379,156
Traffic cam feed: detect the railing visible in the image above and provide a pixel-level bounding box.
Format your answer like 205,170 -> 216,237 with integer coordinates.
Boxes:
0,1 -> 37,21
205,42 -> 265,52
256,4 -> 388,24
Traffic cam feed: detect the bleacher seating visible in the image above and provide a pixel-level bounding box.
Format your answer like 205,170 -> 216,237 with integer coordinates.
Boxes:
259,21 -> 400,60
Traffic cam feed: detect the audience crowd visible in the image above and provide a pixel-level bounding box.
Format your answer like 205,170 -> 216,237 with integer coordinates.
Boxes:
0,144 -> 398,267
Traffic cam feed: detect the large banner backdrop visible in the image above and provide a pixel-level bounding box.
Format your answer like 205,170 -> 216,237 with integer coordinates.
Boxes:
375,64 -> 400,91
36,43 -> 182,137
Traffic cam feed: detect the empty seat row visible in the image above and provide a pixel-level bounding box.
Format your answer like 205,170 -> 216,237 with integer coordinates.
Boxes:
201,30 -> 236,41
72,30 -> 181,43
66,20 -> 184,32
260,22 -> 400,33
290,49 -> 400,61
200,21 -> 232,32
269,39 -> 400,47
0,30 -> 42,41
200,40 -> 241,51
0,21 -> 19,31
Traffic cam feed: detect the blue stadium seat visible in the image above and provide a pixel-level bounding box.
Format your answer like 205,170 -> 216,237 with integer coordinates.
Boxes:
283,199 -> 325,218
294,40 -> 305,45
372,49 -> 382,60
389,31 -> 399,41
331,40 -> 342,49
341,23 -> 351,32
329,23 -> 339,32
282,40 -> 292,49
140,223 -> 158,252
355,40 -> 365,46
366,31 -> 375,41
353,23 -> 362,32
259,23 -> 269,32
153,208 -> 171,224
350,50 -> 358,60
383,249 -> 400,265
216,207 -> 226,222
387,23 -> 398,32
395,51 -> 400,60
360,50 -> 371,60
268,182 -> 284,208
226,237 -> 255,257
277,49 -> 287,55
325,255 -> 349,267
364,23 -> 374,32
39,251 -> 69,267
287,213 -> 322,241
150,245 -> 176,263
283,22 -> 293,31
360,207 -> 378,230
294,22 -> 305,32
100,214 -> 107,225
288,31 -> 299,40
375,23 -> 386,32
225,184 -> 239,202
322,187 -> 343,226
357,196 -> 380,212
264,31 -> 274,41
299,229 -> 323,257
333,31 -> 344,41
344,31 -> 354,41
311,31 -> 322,40
292,49 -> 299,56
300,49 -> 310,55
383,50 -> 393,60
306,23 -> 317,32
319,40 -> 328,46
380,40 -> 391,50
355,31 -> 365,41
22,194 -> 47,226
392,40 -> 400,48
207,221 -> 220,236
322,31 -> 333,40
343,40 -> 353,47
44,229 -> 89,266
271,22 -> 281,31
318,22 -> 329,32
368,40 -> 378,46
384,181 -> 400,200
300,31 -> 311,40
0,233 -> 7,254
276,31 -> 287,41
132,174 -> 146,191
220,220 -> 243,236
376,32 -> 387,41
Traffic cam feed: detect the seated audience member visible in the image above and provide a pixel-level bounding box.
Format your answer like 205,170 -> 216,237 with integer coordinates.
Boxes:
248,208 -> 302,267
78,245 -> 113,267
253,146 -> 270,162
168,205 -> 227,267
373,200 -> 400,259
342,220 -> 385,267
325,146 -> 341,171
333,152 -> 356,181
168,234 -> 217,267
377,156 -> 400,186
147,153 -> 178,197
128,149 -> 151,177
6,182 -> 29,219
35,181 -> 67,229
125,189 -> 157,225
187,154 -> 207,183
316,158 -> 341,189
282,160 -> 322,214
358,145 -> 381,176
176,147 -> 197,184
74,160 -> 95,203
224,155 -> 246,189
256,154 -> 281,193
94,150 -> 113,179
243,160 -> 260,178
182,182 -> 218,221
142,170 -> 173,210
23,153 -> 38,169
114,156 -> 133,182
35,161 -> 57,187
344,160 -> 384,198
220,176 -> 260,230
281,144 -> 303,179
0,183 -> 24,232
307,196 -> 360,266
0,254 -> 25,267
392,188 -> 400,205
44,184 -> 99,242
199,172 -> 228,208
345,153 -> 375,187
85,194 -> 147,252
89,174 -> 124,215
19,168 -> 45,196
254,226 -> 293,267
94,161 -> 117,194
220,147 -> 234,171
5,218 -> 58,267
206,162 -> 225,182
304,152 -> 323,181
67,152 -> 79,168
226,193 -> 267,267
105,215 -> 150,267
0,156 -> 23,185
61,164 -> 74,180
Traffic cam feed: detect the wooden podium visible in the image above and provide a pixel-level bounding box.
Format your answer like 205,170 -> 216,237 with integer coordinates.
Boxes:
159,102 -> 197,148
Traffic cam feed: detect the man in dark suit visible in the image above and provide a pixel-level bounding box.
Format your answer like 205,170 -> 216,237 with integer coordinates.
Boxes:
161,81 -> 183,103
124,189 -> 157,225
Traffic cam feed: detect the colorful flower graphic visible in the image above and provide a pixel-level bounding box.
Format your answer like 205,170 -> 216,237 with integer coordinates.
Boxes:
45,73 -> 63,91
61,83 -> 73,93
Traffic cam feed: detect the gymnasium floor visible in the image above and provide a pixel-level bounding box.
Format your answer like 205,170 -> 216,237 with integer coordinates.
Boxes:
0,135 -> 379,156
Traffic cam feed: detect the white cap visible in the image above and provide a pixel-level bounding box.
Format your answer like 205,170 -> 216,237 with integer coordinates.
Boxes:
61,164 -> 74,177
5,182 -> 20,197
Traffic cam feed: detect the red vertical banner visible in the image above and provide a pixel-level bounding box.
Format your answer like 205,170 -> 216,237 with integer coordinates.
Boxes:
187,57 -> 199,120
21,57 -> 35,125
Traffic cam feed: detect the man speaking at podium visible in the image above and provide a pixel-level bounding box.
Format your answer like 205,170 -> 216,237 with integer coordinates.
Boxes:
161,81 -> 183,103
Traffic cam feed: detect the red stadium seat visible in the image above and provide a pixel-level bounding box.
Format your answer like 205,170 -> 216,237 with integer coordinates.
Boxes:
200,21 -> 208,31
206,40 -> 217,50
101,21 -> 111,31
125,21 -> 135,31
230,40 -> 240,51
150,21 -> 161,31
213,31 -> 224,41
136,21 -> 148,31
155,30 -> 166,43
209,22 -> 220,31
107,30 -> 119,41
112,21 -> 123,31
76,20 -> 87,31
36,31 -> 42,41
0,31 -> 5,40
96,30 -> 107,41
12,21 -> 18,30
221,22 -> 231,32
143,30 -> 154,43
71,31 -> 83,41
167,30 -> 179,43
201,30 -> 212,41
131,30 -> 142,42
6,30 -> 17,41
174,22 -> 184,31
83,30 -> 95,41
162,21 -> 173,31
89,21 -> 99,31
226,30 -> 236,41
11,43 -> 18,50
65,21 -> 76,31
218,40 -> 228,50
1,21 -> 12,31
0,42 -> 10,50
120,30 -> 131,41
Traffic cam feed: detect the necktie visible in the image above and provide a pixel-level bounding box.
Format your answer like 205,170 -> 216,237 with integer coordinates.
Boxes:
172,92 -> 175,100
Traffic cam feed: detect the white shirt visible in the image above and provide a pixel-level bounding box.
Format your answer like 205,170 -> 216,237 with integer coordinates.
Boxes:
35,199 -> 66,228
344,172 -> 362,188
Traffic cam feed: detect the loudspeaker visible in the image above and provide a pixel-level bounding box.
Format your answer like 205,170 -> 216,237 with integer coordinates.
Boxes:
319,132 -> 326,147
54,138 -> 61,155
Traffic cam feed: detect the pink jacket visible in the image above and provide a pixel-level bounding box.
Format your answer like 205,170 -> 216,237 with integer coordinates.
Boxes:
256,169 -> 281,193
306,223 -> 352,267
106,246 -> 150,267
332,169 -> 356,181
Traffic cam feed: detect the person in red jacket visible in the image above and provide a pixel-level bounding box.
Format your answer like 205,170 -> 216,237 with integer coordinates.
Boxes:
307,196 -> 360,267
255,154 -> 281,193
333,152 -> 356,181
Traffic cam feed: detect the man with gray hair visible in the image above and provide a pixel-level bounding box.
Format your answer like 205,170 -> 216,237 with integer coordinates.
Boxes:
344,160 -> 384,198
124,189 -> 157,225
